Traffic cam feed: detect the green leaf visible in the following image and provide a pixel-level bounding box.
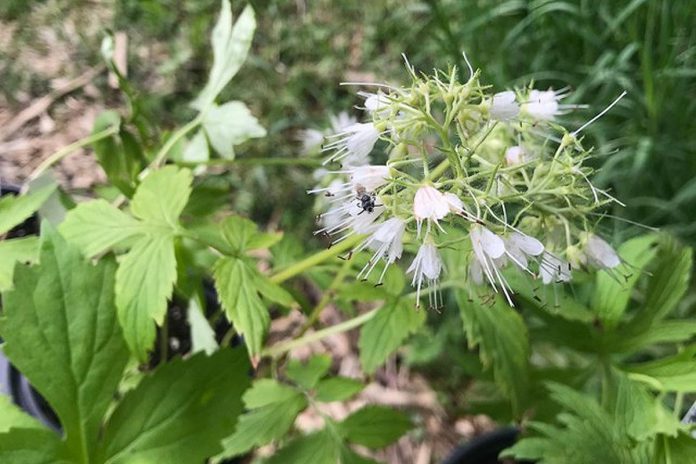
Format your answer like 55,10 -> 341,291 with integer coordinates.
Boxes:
0,227 -> 129,460
315,377 -> 364,402
0,428 -> 71,464
591,234 -> 658,328
254,272 -> 295,307
0,236 -> 38,291
219,215 -> 258,252
115,234 -> 177,360
624,349 -> 696,392
0,183 -> 55,235
338,405 -> 411,448
456,291 -> 530,413
359,297 -> 425,374
611,372 -> 679,441
264,429 -> 341,464
192,3 -> 256,110
202,101 -> 266,159
340,447 -> 380,464
0,396 -> 42,433
655,432 -> 696,463
98,349 -> 250,464
607,320 -> 696,353
59,199 -> 146,257
187,296 -> 218,355
287,355 -> 332,389
242,379 -> 300,408
626,237 -> 692,332
213,257 -> 270,356
130,166 -> 192,227
91,111 -> 142,196
217,380 -> 307,458
502,383 -> 645,464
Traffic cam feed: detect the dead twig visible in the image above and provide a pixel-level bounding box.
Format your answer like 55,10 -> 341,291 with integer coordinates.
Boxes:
0,65 -> 105,142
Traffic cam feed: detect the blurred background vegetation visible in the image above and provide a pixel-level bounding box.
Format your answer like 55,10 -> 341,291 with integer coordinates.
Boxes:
1,0 -> 695,428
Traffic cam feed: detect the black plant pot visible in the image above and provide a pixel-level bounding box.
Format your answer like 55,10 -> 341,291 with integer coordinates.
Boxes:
442,427 -> 535,464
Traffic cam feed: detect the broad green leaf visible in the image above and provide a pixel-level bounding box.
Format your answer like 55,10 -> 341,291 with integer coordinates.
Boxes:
340,447 -> 380,464
242,379 -> 300,408
315,377 -> 364,402
213,257 -> 270,356
611,372 -> 679,441
0,428 -> 71,464
0,183 -> 55,235
287,355 -> 332,389
115,234 -> 177,360
625,349 -> 696,392
98,349 -> 250,464
248,230 -> 284,251
591,234 -> 657,328
217,383 -> 307,458
338,405 -> 411,448
219,215 -> 258,252
456,291 -> 529,413
130,166 -> 192,227
0,396 -> 42,433
0,227 -> 129,459
654,432 -> 696,463
0,236 -> 38,291
203,101 -> 266,159
264,429 -> 341,464
59,199 -> 147,257
187,296 -> 218,355
359,297 -> 425,374
182,130 -> 210,163
626,237 -> 692,332
192,3 -> 256,110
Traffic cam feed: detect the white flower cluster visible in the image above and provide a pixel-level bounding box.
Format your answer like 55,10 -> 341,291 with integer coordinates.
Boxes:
308,60 -> 624,309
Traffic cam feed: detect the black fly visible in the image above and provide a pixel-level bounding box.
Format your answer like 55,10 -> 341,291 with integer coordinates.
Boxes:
355,184 -> 380,214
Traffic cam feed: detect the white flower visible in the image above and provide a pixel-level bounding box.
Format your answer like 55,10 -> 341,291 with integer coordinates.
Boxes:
583,234 -> 620,269
407,242 -> 443,309
351,165 -> 390,191
469,225 -> 513,304
323,123 -> 380,165
413,185 -> 450,235
314,199 -> 384,245
504,146 -> 527,166
329,111 -> 357,133
539,251 -> 572,284
505,232 -> 544,270
297,129 -> 324,154
362,92 -> 391,114
307,164 -> 389,198
524,88 -> 582,121
490,91 -> 519,121
355,218 -> 406,283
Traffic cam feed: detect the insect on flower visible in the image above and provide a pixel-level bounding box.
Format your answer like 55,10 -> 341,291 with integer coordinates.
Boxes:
355,184 -> 381,214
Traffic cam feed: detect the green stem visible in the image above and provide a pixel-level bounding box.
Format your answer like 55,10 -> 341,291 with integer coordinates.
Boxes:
298,258 -> 352,336
261,307 -> 379,358
27,125 -> 119,183
427,158 -> 451,181
269,235 -> 362,284
151,113 -> 204,169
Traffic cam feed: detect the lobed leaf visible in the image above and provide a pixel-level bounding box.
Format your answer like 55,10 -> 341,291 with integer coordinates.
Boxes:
115,234 -> 178,360
0,183 -> 55,236
359,297 -> 425,374
338,405 -> 411,448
